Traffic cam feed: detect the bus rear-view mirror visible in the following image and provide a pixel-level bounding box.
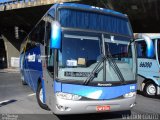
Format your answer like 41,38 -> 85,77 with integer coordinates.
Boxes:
50,21 -> 61,49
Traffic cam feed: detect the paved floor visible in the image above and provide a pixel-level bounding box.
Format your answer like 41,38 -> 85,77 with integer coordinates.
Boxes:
0,68 -> 20,73
0,72 -> 160,120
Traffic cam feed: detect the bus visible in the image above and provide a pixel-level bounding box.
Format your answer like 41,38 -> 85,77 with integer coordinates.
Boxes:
20,3 -> 137,114
135,33 -> 160,97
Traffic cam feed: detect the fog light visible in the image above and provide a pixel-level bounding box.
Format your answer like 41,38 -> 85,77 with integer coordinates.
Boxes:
123,92 -> 136,98
130,103 -> 136,108
56,104 -> 71,111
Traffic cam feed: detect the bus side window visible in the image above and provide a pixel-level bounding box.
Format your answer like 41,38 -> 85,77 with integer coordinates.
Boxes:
30,20 -> 45,46
25,39 -> 33,51
136,40 -> 155,59
35,20 -> 45,45
45,21 -> 54,77
136,41 -> 147,58
44,9 -> 55,77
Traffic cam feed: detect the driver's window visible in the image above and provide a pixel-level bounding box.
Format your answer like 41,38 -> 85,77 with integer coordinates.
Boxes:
45,21 -> 54,77
44,9 -> 55,77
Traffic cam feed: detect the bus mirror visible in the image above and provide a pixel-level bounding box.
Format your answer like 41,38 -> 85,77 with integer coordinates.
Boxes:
139,34 -> 154,58
146,40 -> 154,58
50,21 -> 61,49
143,35 -> 154,58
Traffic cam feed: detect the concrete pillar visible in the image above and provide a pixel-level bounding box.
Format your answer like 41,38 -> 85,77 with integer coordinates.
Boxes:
2,35 -> 20,68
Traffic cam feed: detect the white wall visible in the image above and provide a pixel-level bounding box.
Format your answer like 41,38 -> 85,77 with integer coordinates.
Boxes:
2,35 -> 20,68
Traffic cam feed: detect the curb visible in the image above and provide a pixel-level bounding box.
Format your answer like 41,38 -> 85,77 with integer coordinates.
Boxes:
0,69 -> 20,73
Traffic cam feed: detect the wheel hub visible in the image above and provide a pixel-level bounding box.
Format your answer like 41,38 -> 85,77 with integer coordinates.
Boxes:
39,88 -> 44,103
147,84 -> 156,95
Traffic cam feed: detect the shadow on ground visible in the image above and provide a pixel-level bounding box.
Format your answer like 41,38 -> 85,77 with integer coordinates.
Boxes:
58,110 -> 131,120
6,111 -> 131,120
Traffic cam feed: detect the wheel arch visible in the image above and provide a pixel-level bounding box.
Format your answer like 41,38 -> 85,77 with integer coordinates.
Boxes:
141,77 -> 158,91
36,77 -> 46,103
37,78 -> 42,91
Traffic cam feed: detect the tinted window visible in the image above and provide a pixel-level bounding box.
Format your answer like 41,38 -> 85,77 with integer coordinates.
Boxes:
136,41 -> 147,58
59,37 -> 100,68
106,43 -> 131,60
136,40 -> 155,59
59,9 -> 132,36
30,20 -> 45,46
45,22 -> 54,77
24,20 -> 45,52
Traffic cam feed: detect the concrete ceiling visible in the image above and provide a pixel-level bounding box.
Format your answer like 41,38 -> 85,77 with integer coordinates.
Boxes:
107,0 -> 160,32
0,0 -> 160,50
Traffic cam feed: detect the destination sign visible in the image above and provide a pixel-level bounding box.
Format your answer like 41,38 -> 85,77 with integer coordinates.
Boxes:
64,72 -> 91,77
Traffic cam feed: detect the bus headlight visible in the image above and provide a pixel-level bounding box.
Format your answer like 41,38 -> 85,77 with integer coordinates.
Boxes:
56,92 -> 82,100
123,92 -> 136,98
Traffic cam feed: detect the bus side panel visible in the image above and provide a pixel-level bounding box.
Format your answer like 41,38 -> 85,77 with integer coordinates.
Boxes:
23,45 -> 43,92
137,58 -> 160,86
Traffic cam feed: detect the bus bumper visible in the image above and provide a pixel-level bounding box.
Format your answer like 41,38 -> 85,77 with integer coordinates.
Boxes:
52,96 -> 136,115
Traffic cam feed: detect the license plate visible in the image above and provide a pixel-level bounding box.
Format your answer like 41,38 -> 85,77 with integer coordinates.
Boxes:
96,105 -> 110,111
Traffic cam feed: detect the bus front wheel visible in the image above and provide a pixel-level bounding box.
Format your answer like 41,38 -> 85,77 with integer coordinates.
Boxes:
144,82 -> 157,97
36,83 -> 50,110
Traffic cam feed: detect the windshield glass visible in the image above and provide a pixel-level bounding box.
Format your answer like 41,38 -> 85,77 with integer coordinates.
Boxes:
57,32 -> 135,83
58,32 -> 102,82
104,35 -> 134,82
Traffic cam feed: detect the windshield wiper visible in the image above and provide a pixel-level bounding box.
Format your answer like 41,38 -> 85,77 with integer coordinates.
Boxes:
83,36 -> 128,85
107,53 -> 126,84
83,52 -> 126,85
83,54 -> 106,85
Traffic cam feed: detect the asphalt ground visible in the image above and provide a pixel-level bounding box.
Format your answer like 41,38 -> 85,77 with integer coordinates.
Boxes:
0,71 -> 160,120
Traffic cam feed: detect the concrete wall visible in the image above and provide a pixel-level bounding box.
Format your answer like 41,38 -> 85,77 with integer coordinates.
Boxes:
2,35 -> 20,68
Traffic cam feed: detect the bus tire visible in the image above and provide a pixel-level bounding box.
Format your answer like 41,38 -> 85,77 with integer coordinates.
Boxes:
143,81 -> 157,97
36,83 -> 50,110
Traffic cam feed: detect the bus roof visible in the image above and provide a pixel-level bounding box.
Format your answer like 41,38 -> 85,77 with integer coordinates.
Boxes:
51,3 -> 127,18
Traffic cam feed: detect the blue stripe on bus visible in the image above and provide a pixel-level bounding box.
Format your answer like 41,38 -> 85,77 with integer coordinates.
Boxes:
54,81 -> 136,100
54,81 -> 62,92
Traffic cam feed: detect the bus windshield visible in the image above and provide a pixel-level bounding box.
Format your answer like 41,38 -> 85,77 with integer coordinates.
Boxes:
57,32 -> 134,84
57,8 -> 134,85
